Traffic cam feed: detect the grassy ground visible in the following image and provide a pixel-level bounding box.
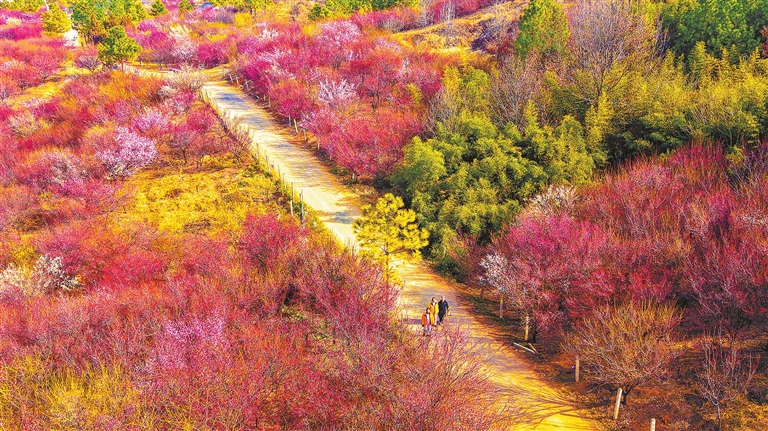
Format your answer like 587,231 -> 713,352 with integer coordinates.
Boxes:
114,157 -> 281,235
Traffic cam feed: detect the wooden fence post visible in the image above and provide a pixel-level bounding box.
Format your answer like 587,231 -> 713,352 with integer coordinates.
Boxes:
524,314 -> 530,341
575,355 -> 580,383
613,388 -> 623,420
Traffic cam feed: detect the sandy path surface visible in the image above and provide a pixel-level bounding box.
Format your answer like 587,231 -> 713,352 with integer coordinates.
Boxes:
199,75 -> 600,431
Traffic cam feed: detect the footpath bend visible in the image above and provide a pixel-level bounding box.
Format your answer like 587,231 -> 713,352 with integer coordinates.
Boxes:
196,71 -> 599,431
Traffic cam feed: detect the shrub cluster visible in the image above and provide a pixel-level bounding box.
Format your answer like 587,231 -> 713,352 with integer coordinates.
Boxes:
0,12 -> 67,100
234,19 -> 452,180
129,14 -> 236,67
479,143 -> 768,338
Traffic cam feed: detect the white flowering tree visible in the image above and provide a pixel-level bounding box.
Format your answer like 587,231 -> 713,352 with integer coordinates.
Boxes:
479,252 -> 513,317
479,251 -> 537,341
97,127 -> 158,177
317,78 -> 358,110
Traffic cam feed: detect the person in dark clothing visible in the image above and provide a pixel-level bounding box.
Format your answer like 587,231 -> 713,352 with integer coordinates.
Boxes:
437,295 -> 450,325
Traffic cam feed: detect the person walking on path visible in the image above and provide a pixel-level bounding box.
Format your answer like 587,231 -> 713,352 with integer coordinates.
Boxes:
429,297 -> 439,326
421,307 -> 433,336
437,295 -> 450,325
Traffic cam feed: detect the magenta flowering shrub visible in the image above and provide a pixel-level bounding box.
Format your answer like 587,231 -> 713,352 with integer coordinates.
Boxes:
130,8 -> 237,67
0,70 -> 246,244
195,37 -> 229,67
15,149 -> 85,193
234,20 -> 451,181
0,206 -> 502,429
0,9 -> 27,24
351,7 -> 414,30
0,21 -> 42,40
0,38 -> 67,96
481,144 -> 768,336
0,10 -> 42,40
132,107 -> 170,136
148,314 -> 231,374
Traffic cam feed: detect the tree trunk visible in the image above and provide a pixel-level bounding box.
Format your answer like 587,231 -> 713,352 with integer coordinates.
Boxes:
716,404 -> 722,430
384,248 -> 391,285
622,387 -> 631,405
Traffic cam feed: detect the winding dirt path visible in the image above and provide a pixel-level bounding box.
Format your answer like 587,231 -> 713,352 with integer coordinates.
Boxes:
199,74 -> 600,431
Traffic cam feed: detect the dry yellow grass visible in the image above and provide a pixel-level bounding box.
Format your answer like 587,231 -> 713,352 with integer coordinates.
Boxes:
393,0 -> 527,55
113,159 -> 279,235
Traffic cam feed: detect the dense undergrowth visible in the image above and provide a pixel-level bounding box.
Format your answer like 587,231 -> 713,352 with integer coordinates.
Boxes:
480,144 -> 768,338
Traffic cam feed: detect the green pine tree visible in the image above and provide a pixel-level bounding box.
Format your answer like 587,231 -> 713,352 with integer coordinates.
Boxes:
126,0 -> 149,22
97,26 -> 142,67
89,13 -> 107,42
42,4 -> 72,35
149,0 -> 168,16
72,0 -> 107,44
514,0 -> 570,61
353,193 -> 429,283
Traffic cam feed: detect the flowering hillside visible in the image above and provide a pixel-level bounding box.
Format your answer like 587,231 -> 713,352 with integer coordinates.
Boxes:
4,0 -> 768,428
0,64 -> 506,428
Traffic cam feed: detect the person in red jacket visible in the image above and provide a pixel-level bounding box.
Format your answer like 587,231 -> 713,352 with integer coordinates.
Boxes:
421,307 -> 433,336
